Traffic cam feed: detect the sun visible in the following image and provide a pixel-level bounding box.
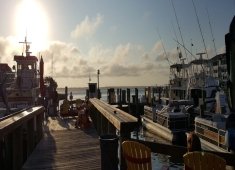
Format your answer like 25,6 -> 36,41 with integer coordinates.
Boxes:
15,0 -> 49,53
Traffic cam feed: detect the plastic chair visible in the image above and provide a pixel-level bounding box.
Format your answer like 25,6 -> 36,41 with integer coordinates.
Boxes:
183,151 -> 226,170
122,141 -> 152,170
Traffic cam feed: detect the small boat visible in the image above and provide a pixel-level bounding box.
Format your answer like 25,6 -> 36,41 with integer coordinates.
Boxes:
143,98 -> 193,145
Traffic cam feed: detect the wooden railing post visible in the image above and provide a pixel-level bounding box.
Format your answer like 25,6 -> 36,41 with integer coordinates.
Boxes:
101,115 -> 108,135
12,126 -> 23,170
97,109 -> 101,135
108,122 -> 116,135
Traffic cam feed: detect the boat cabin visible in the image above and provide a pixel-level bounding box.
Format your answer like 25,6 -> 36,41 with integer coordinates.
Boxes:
14,55 -> 39,89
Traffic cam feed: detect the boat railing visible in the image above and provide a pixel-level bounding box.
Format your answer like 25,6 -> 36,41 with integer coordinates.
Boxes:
195,119 -> 227,150
0,106 -> 44,170
157,112 -> 189,130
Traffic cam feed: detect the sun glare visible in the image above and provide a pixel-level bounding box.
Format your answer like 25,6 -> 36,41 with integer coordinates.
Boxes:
15,0 -> 49,52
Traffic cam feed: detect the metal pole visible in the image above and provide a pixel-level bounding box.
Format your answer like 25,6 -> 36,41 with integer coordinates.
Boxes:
97,69 -> 100,99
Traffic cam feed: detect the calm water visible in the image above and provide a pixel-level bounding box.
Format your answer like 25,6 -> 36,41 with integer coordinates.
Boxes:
57,87 -> 184,169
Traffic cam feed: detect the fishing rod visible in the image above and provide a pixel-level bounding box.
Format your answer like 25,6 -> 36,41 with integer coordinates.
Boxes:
170,0 -> 188,62
191,0 -> 209,60
171,21 -> 183,63
173,37 -> 207,73
156,28 -> 172,66
206,7 -> 217,56
173,38 -> 197,60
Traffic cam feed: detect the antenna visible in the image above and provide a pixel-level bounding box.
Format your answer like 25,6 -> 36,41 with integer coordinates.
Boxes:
196,52 -> 206,60
51,54 -> 54,77
19,36 -> 31,56
173,38 -> 197,60
190,38 -> 194,60
89,72 -> 91,83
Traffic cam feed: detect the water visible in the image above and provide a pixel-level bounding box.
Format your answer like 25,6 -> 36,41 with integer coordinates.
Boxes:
57,87 -> 150,103
57,87 -> 183,169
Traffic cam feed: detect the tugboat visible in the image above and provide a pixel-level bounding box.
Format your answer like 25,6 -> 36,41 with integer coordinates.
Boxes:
0,37 -> 41,115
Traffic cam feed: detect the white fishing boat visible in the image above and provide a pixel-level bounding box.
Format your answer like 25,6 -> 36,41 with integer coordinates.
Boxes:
194,16 -> 235,153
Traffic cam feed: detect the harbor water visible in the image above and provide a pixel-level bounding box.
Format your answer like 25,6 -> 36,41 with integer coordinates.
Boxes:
57,87 -> 184,169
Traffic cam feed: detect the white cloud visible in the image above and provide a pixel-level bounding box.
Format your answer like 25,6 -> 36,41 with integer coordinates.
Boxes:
0,36 -> 172,87
0,36 -> 21,64
71,14 -> 103,39
152,41 -> 162,53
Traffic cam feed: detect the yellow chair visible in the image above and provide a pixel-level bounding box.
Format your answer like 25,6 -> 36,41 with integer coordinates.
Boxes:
183,151 -> 226,170
122,141 -> 152,170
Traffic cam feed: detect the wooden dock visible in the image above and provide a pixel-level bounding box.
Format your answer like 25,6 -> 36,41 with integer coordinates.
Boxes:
22,117 -> 101,170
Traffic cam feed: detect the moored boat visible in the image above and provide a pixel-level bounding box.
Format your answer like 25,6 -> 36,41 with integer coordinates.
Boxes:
143,99 -> 193,145
194,16 -> 235,153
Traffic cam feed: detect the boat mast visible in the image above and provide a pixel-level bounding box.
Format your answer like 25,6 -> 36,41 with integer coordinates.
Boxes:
51,54 -> 54,77
19,36 -> 31,57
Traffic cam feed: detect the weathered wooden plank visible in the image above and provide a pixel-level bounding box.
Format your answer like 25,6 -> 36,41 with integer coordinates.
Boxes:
0,107 -> 45,170
22,123 -> 101,170
89,98 -> 138,132
0,106 -> 44,137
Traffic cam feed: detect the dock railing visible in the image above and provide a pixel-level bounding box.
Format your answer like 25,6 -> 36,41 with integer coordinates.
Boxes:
0,106 -> 44,170
89,98 -> 139,137
89,98 -> 139,169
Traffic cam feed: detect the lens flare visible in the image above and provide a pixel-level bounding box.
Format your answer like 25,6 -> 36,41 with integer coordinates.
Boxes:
15,0 -> 49,52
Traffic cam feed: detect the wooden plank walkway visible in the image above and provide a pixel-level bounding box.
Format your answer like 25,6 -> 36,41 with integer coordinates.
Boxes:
22,117 -> 101,170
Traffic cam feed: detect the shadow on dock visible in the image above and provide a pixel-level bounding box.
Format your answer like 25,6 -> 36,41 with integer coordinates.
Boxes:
22,116 -> 101,170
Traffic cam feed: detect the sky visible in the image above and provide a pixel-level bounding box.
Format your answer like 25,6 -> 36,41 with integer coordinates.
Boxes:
0,0 -> 234,88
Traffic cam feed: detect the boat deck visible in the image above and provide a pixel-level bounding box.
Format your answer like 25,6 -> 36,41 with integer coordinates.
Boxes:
22,117 -> 101,170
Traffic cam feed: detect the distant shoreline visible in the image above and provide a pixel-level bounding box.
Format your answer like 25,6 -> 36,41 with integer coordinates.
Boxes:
57,85 -> 167,90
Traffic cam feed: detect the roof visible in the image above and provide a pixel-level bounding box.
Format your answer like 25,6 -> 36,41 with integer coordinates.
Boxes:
189,59 -> 208,65
209,53 -> 226,61
0,63 -> 12,72
14,55 -> 38,62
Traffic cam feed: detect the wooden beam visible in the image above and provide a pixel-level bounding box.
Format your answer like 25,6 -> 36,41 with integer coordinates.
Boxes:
89,98 -> 138,132
0,106 -> 44,137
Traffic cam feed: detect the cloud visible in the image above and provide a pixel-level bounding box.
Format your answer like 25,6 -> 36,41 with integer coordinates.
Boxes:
71,14 -> 103,39
152,41 -> 162,53
0,36 -> 21,64
40,40 -> 171,85
0,36 -> 178,87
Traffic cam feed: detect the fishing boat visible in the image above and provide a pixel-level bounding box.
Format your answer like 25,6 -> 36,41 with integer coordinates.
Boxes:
194,16 -> 235,153
0,37 -> 62,119
143,98 -> 193,145
0,37 -> 41,115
